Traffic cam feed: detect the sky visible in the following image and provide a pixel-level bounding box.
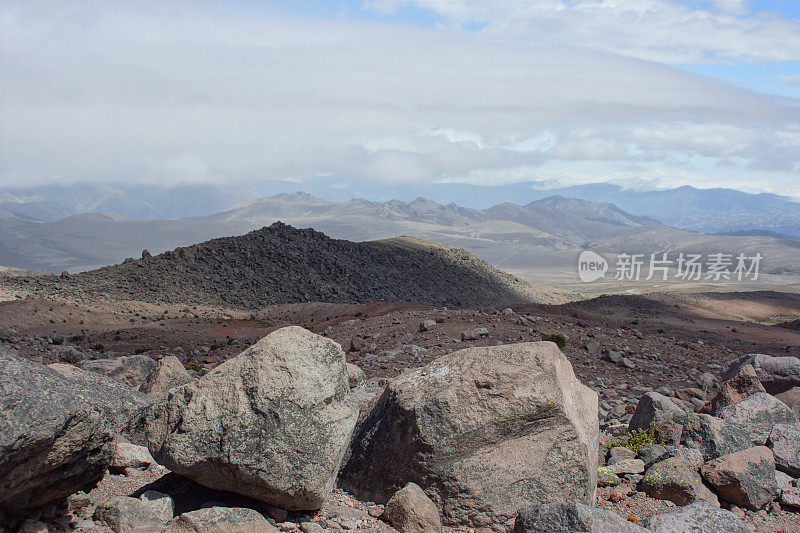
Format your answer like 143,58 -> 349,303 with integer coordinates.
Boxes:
2,0 -> 800,198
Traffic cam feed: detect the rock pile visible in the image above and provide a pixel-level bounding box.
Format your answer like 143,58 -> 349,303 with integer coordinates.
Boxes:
2,332 -> 799,532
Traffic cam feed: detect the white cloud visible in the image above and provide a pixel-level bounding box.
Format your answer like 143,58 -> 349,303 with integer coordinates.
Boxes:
369,0 -> 800,63
785,75 -> 800,87
711,0 -> 749,15
1,1 -> 799,197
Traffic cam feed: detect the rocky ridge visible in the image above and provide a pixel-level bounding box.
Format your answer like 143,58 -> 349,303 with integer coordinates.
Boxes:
4,222 -> 572,309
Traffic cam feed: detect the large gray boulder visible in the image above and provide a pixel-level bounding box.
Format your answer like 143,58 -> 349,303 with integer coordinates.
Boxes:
0,348 -> 114,512
340,341 -> 599,530
628,392 -> 686,432
680,412 -> 751,461
145,327 -> 358,510
723,354 -> 800,394
715,392 -> 797,445
638,456 -> 719,507
514,502 -> 646,532
640,501 -> 752,533
767,423 -> 800,477
49,363 -> 155,445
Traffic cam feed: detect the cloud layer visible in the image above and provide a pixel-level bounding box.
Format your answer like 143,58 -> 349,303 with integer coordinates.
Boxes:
2,1 -> 800,197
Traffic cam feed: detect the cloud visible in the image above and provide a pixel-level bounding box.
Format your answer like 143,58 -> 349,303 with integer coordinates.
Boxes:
711,0 -> 749,15
369,0 -> 800,63
1,1 -> 799,197
785,75 -> 800,87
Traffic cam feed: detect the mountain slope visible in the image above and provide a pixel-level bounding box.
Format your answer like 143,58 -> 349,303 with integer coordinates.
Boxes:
16,222 -> 570,308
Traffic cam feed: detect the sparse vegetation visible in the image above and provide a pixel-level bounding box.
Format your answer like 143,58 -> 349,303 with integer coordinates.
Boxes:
609,425 -> 663,453
541,333 -> 566,349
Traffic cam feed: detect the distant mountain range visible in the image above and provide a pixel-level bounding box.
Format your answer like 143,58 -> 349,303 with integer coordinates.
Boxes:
2,179 -> 799,237
1,192 -> 798,286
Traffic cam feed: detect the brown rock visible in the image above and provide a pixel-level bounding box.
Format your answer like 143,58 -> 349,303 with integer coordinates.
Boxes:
700,446 -> 778,511
384,483 -> 442,533
701,364 -> 765,415
674,388 -> 705,403
774,386 -> 800,419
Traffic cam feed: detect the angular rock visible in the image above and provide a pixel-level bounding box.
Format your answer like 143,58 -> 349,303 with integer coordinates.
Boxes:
640,501 -> 752,533
608,446 -> 637,462
701,364 -> 765,415
716,392 -> 797,445
419,319 -> 437,332
680,412 -> 751,461
146,327 -> 358,510
780,486 -> 800,509
383,483 -> 442,533
767,423 -> 800,477
723,354 -> 800,395
139,490 -> 174,523
93,496 -> 168,532
79,354 -> 157,388
606,459 -> 645,475
514,501 -> 647,533
163,507 -> 277,533
139,356 -> 194,399
49,363 -> 155,445
700,446 -> 778,510
638,456 -> 719,506
628,392 -> 686,432
597,467 -> 622,487
0,348 -> 114,512
652,419 -> 683,446
112,442 -> 155,471
346,363 -> 366,388
774,386 -> 800,419
638,445 -> 669,469
341,341 -> 599,529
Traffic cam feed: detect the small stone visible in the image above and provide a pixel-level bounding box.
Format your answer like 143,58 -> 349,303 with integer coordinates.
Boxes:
598,467 -> 622,487
367,505 -> 384,517
383,483 -> 442,533
419,320 -> 437,332
112,442 -> 155,471
346,363 -> 366,389
610,484 -> 634,503
300,523 -> 325,533
606,459 -> 645,475
780,486 -> 800,509
608,446 -> 637,461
